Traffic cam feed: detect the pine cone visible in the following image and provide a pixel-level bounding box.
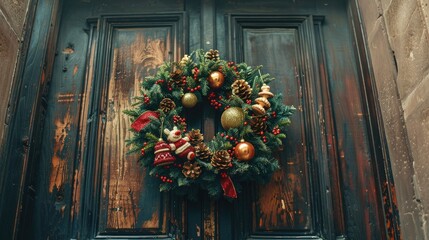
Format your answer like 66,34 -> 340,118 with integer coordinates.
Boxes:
211,150 -> 232,170
180,54 -> 190,66
182,161 -> 202,179
250,116 -> 267,134
188,129 -> 204,146
169,69 -> 183,85
195,143 -> 212,161
232,79 -> 253,100
205,49 -> 220,61
159,98 -> 176,113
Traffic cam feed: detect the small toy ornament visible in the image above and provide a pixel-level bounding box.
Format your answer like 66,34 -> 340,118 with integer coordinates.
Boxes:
164,126 -> 196,160
221,107 -> 244,130
153,139 -> 176,166
208,71 -> 225,89
181,92 -> 198,108
252,84 -> 274,115
234,140 -> 255,161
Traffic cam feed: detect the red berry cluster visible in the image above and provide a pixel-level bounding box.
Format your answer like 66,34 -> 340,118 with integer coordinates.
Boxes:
141,142 -> 148,156
220,133 -> 239,144
227,61 -> 239,76
220,133 -> 239,157
173,163 -> 183,168
246,99 -> 252,105
220,172 -> 228,178
271,111 -> 277,118
143,94 -> 150,104
192,67 -> 199,80
181,76 -> 187,85
155,174 -> 173,183
256,126 -> 268,142
187,85 -> 201,92
155,79 -> 165,85
173,115 -> 187,132
272,126 -> 281,135
208,92 -> 223,110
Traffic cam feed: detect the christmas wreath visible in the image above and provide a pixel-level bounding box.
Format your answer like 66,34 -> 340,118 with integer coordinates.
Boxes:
125,49 -> 295,199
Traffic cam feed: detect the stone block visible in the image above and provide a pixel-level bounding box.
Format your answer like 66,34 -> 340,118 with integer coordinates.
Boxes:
0,12 -> 19,144
403,74 -> 429,119
417,0 -> 429,33
0,0 -> 29,37
403,74 -> 429,239
383,0 -> 429,99
367,17 -> 425,240
379,0 -> 392,12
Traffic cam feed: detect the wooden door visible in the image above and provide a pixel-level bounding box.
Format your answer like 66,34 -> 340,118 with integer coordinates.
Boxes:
16,0 -> 390,239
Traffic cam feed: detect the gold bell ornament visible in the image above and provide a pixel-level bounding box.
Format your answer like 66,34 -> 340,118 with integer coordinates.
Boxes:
251,84 -> 274,115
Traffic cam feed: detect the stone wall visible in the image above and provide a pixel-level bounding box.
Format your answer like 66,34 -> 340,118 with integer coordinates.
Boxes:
357,0 -> 429,239
0,0 -> 30,147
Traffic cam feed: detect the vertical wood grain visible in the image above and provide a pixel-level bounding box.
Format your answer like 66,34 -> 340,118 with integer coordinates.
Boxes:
243,28 -> 312,232
99,28 -> 170,232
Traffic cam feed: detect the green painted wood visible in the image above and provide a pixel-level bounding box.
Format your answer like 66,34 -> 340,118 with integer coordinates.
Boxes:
0,0 -> 60,239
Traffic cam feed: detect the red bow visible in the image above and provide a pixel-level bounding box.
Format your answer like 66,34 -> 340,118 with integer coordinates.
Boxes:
220,172 -> 237,198
131,111 -> 160,132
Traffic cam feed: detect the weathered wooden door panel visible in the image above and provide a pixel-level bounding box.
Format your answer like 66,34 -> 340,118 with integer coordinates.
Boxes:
99,26 -> 169,233
213,1 -> 384,238
219,15 -> 329,238
17,0 -> 389,239
86,15 -> 185,238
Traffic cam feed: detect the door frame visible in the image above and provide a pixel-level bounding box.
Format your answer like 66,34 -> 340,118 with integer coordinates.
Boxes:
0,0 -> 400,239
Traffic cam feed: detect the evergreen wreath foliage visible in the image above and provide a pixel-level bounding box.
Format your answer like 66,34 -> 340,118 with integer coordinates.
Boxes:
124,49 -> 295,199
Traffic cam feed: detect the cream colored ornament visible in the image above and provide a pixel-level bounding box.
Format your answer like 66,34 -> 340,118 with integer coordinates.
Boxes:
252,84 -> 274,115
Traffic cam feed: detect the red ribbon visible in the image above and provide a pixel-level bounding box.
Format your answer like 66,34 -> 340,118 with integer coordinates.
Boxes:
220,172 -> 237,198
131,111 -> 160,132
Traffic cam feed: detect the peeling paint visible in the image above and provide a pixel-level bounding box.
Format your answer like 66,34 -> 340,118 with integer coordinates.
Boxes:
49,108 -> 72,193
73,64 -> 78,76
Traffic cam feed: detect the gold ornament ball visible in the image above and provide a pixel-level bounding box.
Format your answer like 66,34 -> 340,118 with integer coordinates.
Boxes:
182,93 -> 198,108
208,71 -> 225,89
234,140 -> 255,161
221,107 -> 244,130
